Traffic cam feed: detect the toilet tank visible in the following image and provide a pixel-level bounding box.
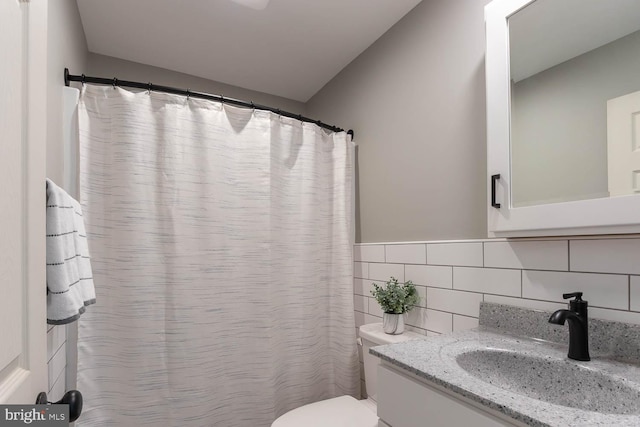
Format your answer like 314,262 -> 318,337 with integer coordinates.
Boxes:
358,323 -> 426,402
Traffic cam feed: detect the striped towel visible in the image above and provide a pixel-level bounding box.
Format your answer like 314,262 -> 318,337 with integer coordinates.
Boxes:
46,178 -> 96,324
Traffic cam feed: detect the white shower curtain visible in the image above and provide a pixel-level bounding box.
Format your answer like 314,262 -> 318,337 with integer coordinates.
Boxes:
76,85 -> 359,427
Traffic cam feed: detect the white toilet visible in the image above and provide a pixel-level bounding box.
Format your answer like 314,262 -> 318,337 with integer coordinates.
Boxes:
272,323 -> 426,427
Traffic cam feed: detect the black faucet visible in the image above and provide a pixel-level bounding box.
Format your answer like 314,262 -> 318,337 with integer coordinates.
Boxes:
548,292 -> 590,361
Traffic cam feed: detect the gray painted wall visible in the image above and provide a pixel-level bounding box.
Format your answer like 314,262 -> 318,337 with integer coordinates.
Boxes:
307,0 -> 490,243
47,0 -> 88,185
87,53 -> 306,114
511,30 -> 640,207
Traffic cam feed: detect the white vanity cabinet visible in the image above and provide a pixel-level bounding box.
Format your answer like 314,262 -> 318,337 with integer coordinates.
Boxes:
376,364 -> 523,427
485,0 -> 640,237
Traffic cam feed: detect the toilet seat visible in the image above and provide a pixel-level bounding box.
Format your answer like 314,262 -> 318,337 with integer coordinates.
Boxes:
271,395 -> 378,427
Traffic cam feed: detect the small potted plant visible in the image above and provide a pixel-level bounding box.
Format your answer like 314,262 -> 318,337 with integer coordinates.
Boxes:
371,277 -> 420,334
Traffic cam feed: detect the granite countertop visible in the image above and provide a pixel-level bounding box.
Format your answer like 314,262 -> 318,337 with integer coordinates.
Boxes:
370,303 -> 640,427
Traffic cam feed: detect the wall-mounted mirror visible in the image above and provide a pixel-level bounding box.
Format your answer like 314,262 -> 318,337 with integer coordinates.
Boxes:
509,0 -> 640,208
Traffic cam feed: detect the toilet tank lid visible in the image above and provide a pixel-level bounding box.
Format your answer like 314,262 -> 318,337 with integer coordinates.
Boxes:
271,396 -> 377,427
358,323 -> 426,345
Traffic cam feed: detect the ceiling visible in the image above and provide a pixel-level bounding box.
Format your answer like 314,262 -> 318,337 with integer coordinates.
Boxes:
76,0 -> 423,102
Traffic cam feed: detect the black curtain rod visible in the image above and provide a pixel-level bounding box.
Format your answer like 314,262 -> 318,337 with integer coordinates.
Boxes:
64,68 -> 354,139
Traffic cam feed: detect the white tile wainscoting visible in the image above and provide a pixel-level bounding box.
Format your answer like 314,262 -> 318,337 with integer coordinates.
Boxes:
354,237 -> 640,396
47,325 -> 67,402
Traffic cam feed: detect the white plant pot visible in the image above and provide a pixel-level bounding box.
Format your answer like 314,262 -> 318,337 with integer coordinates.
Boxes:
383,312 -> 405,335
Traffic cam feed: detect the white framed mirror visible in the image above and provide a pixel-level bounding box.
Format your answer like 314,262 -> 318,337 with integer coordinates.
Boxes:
486,0 -> 640,237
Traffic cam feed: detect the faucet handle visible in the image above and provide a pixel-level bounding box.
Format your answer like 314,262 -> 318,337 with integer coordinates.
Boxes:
563,292 -> 588,314
563,292 -> 583,301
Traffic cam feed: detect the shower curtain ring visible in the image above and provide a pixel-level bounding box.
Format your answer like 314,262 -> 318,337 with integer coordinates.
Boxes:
186,89 -> 190,100
81,74 -> 86,85
112,77 -> 118,89
147,82 -> 152,94
220,95 -> 224,104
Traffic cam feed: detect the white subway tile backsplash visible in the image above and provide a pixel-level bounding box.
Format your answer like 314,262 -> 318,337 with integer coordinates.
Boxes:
385,244 -> 426,264
49,370 -> 66,402
368,298 -> 384,317
405,307 -> 427,329
631,276 -> 640,312
406,307 -> 453,334
483,294 -> 566,313
427,242 -> 483,267
48,345 -> 66,390
47,325 -> 67,406
354,295 -> 367,312
570,239 -> 640,274
354,262 -> 369,279
354,245 -> 385,263
453,267 -> 521,296
355,279 -> 375,298
425,309 -> 454,334
355,311 -> 366,328
589,307 -> 640,325
415,285 -> 427,308
404,325 -> 428,336
405,265 -> 453,289
426,288 -> 483,317
364,314 -> 382,324
522,270 -> 628,310
365,281 -> 378,297
47,326 -> 66,362
453,315 -> 479,332
369,263 -> 404,282
484,241 -> 568,271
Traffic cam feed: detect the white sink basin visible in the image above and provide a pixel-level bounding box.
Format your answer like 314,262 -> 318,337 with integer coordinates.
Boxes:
456,349 -> 640,415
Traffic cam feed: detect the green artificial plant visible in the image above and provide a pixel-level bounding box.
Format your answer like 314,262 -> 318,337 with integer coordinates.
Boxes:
371,277 -> 420,314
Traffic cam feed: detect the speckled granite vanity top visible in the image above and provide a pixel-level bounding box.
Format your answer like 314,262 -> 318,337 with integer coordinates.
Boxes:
370,303 -> 640,427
